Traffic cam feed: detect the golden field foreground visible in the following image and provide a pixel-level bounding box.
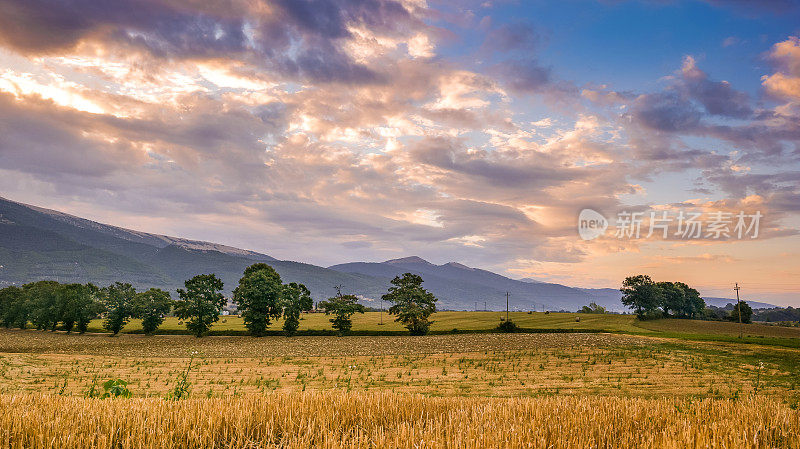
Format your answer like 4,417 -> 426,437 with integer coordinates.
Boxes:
3,392 -> 799,449
1,329 -> 799,448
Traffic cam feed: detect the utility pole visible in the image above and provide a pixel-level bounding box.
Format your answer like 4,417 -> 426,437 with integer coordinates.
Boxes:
379,298 -> 384,325
475,301 -> 477,312
734,283 -> 742,338
484,301 -> 487,312
506,292 -> 510,322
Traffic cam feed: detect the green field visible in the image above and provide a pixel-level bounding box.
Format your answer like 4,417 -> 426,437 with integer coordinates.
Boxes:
85,311 -> 800,348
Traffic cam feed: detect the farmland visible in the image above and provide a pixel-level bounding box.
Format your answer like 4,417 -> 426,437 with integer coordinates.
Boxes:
2,327 -> 799,400
2,315 -> 800,447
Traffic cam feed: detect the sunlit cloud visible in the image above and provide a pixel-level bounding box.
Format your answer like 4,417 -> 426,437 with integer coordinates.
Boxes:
0,0 -> 798,304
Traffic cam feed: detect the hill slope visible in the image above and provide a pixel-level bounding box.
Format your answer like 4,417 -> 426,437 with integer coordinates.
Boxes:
0,197 -> 381,300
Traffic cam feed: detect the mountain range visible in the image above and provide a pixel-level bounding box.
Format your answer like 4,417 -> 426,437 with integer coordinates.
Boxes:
0,196 -> 774,311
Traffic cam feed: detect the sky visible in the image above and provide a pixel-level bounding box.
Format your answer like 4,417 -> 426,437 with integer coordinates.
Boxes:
0,0 -> 799,305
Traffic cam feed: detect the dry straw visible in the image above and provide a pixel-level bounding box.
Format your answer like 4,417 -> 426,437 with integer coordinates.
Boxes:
1,391 -> 798,448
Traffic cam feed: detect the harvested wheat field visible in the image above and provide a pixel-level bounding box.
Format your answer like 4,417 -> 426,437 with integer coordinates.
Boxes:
2,391 -> 799,449
3,330 -> 800,399
3,330 -> 800,447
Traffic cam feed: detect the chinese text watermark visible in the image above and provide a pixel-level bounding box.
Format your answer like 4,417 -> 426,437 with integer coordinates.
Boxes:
578,209 -> 762,241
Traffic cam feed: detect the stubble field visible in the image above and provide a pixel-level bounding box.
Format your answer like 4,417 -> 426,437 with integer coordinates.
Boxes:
2,323 -> 799,448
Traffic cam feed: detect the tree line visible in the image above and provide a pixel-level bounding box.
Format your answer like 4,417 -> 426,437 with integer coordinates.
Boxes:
0,263 -> 438,337
620,275 -> 752,323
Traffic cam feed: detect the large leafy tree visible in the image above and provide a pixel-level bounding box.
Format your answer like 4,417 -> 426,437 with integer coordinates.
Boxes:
101,282 -> 137,335
318,286 -> 365,335
620,275 -> 662,318
25,280 -> 63,331
9,286 -> 31,329
655,281 -> 705,318
134,288 -> 173,335
0,286 -> 23,328
176,274 -> 225,337
233,263 -> 284,337
60,283 -> 104,333
382,273 -> 438,336
282,282 -> 313,336
657,281 -> 684,317
673,282 -> 704,318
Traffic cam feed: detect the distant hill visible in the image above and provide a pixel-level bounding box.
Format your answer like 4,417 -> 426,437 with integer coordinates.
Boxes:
0,197 -> 383,301
0,196 -> 778,311
329,257 -> 625,311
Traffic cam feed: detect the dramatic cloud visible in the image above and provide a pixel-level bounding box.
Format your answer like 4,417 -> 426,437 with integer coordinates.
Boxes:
0,0 -> 798,303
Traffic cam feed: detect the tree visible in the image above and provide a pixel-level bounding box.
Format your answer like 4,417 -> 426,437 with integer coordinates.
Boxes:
655,281 -> 705,318
134,288 -> 173,335
657,281 -> 683,317
382,273 -> 438,336
318,286 -> 365,335
25,281 -> 63,331
620,275 -> 662,318
176,274 -> 225,337
673,282 -> 704,318
101,282 -> 137,335
281,282 -> 313,336
730,301 -> 753,324
0,286 -> 23,328
60,283 -> 104,333
579,302 -> 607,314
77,283 -> 105,333
233,263 -> 284,337
7,286 -> 31,329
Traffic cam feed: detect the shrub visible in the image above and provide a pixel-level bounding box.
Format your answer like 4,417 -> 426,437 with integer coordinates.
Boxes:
496,320 -> 519,333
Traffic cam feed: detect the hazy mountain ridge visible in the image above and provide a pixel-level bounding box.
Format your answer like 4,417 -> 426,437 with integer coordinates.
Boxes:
330,258 -> 627,311
0,197 -> 776,311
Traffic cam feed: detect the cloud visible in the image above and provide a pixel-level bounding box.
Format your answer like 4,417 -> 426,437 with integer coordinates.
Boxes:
679,56 -> 753,118
762,36 -> 800,101
631,91 -> 702,132
0,0 -> 429,84
0,0 -> 248,55
0,0 -> 798,287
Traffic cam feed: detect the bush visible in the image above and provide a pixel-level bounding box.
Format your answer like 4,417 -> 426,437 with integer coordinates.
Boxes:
496,320 -> 519,333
